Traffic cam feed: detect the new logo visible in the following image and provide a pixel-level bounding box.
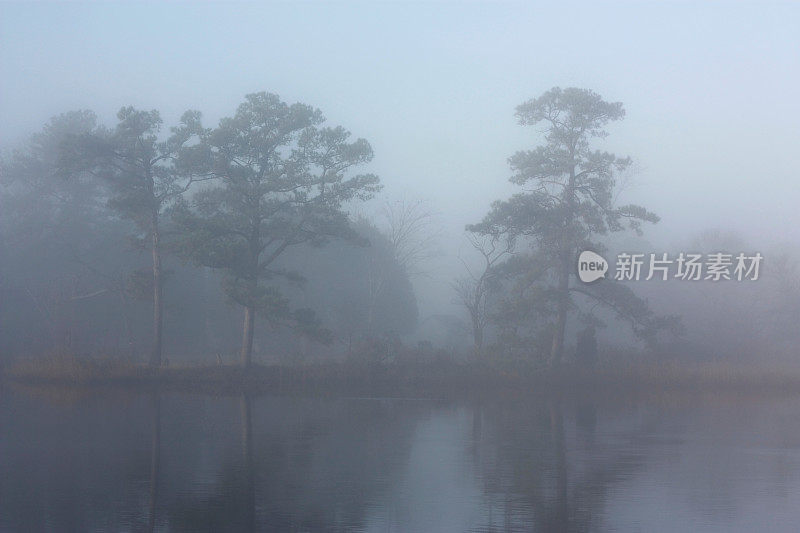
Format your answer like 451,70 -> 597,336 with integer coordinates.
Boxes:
577,250 -> 608,283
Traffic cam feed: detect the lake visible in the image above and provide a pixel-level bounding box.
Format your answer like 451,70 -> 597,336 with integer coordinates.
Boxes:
2,386 -> 800,532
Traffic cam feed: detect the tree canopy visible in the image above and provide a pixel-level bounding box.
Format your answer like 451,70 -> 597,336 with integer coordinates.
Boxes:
468,87 -> 670,364
172,92 -> 381,365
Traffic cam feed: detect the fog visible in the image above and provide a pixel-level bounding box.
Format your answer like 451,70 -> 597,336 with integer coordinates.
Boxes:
5,3 -> 800,531
2,1 -> 799,364
3,3 -> 799,326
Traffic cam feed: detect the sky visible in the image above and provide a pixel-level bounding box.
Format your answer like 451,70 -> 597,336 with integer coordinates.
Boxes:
2,1 -> 799,315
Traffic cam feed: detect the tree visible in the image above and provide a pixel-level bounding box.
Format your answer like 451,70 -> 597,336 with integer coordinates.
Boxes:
453,233 -> 513,356
479,251 -> 552,361
379,198 -> 440,277
283,217 -> 418,353
469,88 -> 660,365
173,92 -> 381,366
360,199 -> 439,333
60,107 -> 208,366
1,111 -> 142,358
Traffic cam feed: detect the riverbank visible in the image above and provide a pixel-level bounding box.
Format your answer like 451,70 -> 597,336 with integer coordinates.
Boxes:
6,355 -> 800,398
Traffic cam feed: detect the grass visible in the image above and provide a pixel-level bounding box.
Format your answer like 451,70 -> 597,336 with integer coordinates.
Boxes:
6,354 -> 800,398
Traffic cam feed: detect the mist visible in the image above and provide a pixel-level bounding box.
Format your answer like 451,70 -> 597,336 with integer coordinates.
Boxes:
2,2 -> 800,532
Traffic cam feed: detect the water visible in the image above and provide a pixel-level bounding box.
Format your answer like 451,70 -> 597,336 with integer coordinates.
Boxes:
3,387 -> 800,532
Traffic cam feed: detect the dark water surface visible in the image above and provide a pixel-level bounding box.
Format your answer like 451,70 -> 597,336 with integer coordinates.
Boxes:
2,386 -> 800,532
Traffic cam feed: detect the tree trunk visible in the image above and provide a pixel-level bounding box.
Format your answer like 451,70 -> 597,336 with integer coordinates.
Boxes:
472,319 -> 484,357
202,267 -> 212,354
150,210 -> 163,367
240,232 -> 261,368
241,305 -> 255,367
549,155 -> 576,367
549,249 -> 570,366
118,289 -> 135,360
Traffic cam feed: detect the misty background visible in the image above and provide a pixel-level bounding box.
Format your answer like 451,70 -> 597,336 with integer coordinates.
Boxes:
2,1 -> 799,364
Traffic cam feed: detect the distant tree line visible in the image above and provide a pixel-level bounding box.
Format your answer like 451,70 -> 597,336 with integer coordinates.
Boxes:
9,87 -> 795,370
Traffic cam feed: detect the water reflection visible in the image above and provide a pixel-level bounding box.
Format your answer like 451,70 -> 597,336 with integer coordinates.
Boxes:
241,394 -> 255,533
150,391 -> 161,532
3,390 -> 800,531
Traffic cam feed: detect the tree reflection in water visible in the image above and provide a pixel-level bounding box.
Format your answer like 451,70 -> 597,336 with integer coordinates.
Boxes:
5,389 -> 797,531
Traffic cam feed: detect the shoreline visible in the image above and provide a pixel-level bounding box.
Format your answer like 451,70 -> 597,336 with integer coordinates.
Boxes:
6,357 -> 800,398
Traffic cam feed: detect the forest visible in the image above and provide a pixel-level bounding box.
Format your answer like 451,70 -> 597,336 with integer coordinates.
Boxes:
2,86 -> 799,390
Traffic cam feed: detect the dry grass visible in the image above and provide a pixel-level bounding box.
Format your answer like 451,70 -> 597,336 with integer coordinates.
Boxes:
6,355 -> 154,384
6,355 -> 800,398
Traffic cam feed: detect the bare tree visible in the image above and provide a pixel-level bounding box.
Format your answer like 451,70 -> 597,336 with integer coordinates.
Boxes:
453,233 -> 514,356
380,198 -> 441,277
362,198 -> 440,334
